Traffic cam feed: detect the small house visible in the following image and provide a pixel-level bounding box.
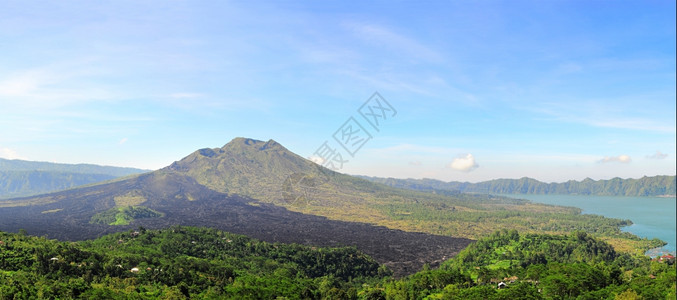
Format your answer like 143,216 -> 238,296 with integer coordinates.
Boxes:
130,267 -> 140,273
497,282 -> 506,289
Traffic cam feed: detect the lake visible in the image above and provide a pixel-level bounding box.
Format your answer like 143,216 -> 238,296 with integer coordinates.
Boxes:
500,194 -> 676,255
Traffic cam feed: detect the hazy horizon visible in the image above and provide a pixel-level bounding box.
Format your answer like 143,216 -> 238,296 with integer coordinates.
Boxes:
1,147 -> 674,185
1,1 -> 675,183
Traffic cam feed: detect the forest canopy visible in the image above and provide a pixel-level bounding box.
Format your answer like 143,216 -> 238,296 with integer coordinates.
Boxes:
0,227 -> 674,299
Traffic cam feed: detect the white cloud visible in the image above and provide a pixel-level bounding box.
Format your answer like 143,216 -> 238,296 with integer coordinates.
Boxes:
0,148 -> 25,160
598,155 -> 632,163
308,155 -> 325,165
409,161 -> 422,166
646,151 -> 668,160
119,138 -> 128,145
449,154 -> 479,172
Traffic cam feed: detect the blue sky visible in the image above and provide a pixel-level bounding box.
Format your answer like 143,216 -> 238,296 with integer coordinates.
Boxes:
1,1 -> 674,183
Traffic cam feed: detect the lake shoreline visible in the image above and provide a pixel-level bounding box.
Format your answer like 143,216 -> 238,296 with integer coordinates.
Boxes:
646,246 -> 676,257
499,193 -> 676,256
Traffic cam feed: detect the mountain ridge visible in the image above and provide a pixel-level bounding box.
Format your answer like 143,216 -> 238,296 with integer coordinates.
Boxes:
0,158 -> 149,199
359,175 -> 676,197
0,157 -> 149,176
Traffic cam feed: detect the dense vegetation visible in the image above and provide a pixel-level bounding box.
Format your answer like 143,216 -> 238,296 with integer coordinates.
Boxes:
372,230 -> 676,299
0,226 -> 386,299
0,158 -> 148,199
0,227 -> 674,299
362,175 -> 676,197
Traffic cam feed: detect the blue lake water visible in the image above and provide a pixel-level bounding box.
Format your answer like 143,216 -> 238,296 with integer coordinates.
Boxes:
500,194 -> 676,255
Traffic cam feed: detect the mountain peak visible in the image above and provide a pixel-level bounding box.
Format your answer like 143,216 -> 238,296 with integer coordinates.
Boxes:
221,137 -> 286,152
166,137 -> 322,199
225,137 -> 264,146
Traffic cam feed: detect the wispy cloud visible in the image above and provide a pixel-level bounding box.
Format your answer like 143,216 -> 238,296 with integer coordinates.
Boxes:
344,22 -> 443,62
589,119 -> 675,133
0,64 -> 114,110
646,151 -> 668,160
448,154 -> 479,172
299,21 -> 479,101
598,155 -> 631,163
119,138 -> 128,145
369,144 -> 457,155
529,101 -> 676,133
169,93 -> 204,99
0,70 -> 42,97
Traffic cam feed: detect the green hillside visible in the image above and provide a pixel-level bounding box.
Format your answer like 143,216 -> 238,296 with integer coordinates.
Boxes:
0,158 -> 149,176
0,171 -> 116,199
362,175 -> 677,197
0,226 -> 385,299
0,158 -> 149,199
374,230 -> 676,299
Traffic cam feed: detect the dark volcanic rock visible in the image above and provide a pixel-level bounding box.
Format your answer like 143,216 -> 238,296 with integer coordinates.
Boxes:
0,185 -> 471,277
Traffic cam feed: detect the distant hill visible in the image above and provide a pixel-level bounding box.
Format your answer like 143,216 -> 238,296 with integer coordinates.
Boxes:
360,175 -> 677,197
0,158 -> 149,199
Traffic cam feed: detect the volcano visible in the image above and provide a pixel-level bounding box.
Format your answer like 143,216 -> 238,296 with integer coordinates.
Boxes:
0,137 -> 472,276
